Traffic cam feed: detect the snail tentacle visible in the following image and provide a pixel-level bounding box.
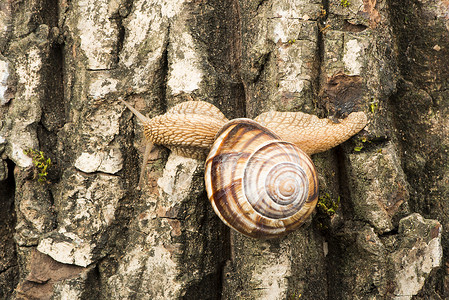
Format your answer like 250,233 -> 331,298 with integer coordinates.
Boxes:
139,141 -> 156,188
119,97 -> 152,125
119,98 -> 155,187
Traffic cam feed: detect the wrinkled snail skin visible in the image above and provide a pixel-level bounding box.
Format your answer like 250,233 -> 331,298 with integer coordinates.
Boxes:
255,110 -> 368,155
146,113 -> 227,159
205,119 -> 318,239
119,98 -> 228,185
119,98 -> 228,159
119,98 -> 367,238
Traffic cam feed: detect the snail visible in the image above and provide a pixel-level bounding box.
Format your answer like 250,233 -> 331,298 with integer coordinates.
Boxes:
119,98 -> 367,238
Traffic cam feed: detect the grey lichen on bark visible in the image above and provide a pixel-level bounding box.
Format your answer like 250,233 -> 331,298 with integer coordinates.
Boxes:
0,0 -> 448,299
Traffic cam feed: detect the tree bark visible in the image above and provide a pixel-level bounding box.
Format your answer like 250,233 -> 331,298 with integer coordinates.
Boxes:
0,0 -> 448,299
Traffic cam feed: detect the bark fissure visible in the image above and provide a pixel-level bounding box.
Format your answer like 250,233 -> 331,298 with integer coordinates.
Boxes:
0,264 -> 18,276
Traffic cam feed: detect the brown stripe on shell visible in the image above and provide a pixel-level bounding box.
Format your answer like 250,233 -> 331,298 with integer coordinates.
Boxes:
207,152 -> 262,234
307,161 -> 319,203
211,120 -> 279,157
208,152 -> 249,202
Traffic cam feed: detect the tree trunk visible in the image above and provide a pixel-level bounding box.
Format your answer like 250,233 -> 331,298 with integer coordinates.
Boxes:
0,0 -> 448,299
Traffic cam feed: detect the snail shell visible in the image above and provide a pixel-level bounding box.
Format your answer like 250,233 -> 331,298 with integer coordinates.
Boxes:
205,119 -> 318,239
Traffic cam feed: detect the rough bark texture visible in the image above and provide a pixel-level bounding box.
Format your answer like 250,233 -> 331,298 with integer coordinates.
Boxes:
0,0 -> 448,299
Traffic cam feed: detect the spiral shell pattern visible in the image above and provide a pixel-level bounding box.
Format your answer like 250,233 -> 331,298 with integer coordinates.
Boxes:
205,119 -> 318,239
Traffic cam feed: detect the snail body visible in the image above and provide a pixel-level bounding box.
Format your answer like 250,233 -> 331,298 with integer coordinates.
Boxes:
119,98 -> 367,238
